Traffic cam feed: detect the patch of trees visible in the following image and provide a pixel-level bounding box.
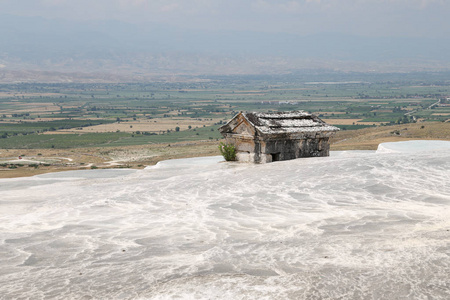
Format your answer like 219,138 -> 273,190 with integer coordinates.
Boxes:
11,113 -> 30,117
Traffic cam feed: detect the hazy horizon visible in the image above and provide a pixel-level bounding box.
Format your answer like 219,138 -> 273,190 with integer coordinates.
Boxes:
1,0 -> 450,79
2,0 -> 450,38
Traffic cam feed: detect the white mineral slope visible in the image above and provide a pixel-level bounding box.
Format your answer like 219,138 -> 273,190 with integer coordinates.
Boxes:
377,140 -> 450,153
0,141 -> 450,299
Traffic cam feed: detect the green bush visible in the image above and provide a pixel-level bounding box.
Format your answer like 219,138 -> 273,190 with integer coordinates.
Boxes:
219,142 -> 236,161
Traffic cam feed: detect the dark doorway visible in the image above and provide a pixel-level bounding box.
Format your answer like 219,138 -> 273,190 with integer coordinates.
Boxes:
271,153 -> 281,162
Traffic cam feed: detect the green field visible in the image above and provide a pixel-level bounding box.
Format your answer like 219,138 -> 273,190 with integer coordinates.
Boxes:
0,119 -> 114,136
0,132 -> 130,149
0,126 -> 223,149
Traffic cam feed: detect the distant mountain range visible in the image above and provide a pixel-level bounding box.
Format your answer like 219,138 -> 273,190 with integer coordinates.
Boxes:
1,14 -> 450,82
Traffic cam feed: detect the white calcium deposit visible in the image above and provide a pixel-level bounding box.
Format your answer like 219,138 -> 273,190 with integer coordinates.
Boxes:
1,141 -> 450,299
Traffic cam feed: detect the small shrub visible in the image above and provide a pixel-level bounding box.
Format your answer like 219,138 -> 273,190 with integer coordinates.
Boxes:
219,142 -> 236,161
91,165 -> 98,169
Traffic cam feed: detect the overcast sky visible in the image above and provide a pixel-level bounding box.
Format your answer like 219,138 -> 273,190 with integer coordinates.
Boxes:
1,0 -> 449,38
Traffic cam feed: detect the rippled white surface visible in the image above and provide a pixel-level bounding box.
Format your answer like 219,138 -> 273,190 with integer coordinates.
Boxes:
1,141 -> 450,299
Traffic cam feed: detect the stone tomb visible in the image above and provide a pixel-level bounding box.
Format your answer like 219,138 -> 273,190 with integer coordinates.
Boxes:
219,111 -> 339,163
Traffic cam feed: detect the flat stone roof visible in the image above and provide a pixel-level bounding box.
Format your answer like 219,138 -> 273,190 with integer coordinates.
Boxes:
244,111 -> 340,135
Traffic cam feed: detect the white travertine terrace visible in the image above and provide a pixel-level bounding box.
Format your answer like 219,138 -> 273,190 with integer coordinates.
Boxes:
1,142 -> 450,299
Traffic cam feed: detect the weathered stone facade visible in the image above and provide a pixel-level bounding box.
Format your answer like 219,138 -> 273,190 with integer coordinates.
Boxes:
218,111 -> 339,163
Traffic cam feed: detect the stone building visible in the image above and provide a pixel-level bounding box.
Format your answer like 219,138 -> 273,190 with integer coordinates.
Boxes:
218,111 -> 339,163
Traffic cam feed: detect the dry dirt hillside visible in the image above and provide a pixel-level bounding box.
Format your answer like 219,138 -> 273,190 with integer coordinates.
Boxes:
331,122 -> 450,150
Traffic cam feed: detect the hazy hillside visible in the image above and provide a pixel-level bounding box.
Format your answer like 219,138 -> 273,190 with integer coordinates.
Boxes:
2,14 -> 450,81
